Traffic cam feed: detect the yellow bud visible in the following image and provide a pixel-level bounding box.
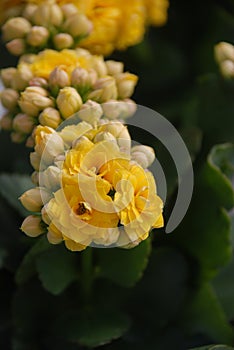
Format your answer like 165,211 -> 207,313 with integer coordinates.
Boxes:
6,39 -> 25,56
61,4 -> 78,18
10,131 -> 26,143
26,26 -> 49,47
214,42 -> 234,63
106,60 -> 124,76
63,13 -> 93,38
220,60 -> 234,79
71,67 -> 96,90
102,99 -> 137,120
31,171 -> 39,185
53,33 -> 74,50
30,151 -> 41,171
19,86 -> 54,117
56,87 -> 83,119
0,113 -> 13,131
131,145 -> 155,168
22,4 -> 37,21
13,113 -> 35,134
48,67 -> 70,95
19,187 -> 51,212
21,215 -> 46,237
89,77 -> 118,102
2,17 -> 31,42
116,72 -> 138,99
19,54 -> 37,64
32,3 -> 63,27
78,100 -> 103,125
0,88 -> 19,111
11,64 -> 33,91
92,56 -> 108,77
1,68 -> 17,88
39,107 -> 62,129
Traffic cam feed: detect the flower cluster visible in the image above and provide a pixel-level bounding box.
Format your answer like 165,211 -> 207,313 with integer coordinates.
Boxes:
0,49 -> 137,145
1,0 -> 169,56
20,117 -> 164,251
214,42 -> 234,79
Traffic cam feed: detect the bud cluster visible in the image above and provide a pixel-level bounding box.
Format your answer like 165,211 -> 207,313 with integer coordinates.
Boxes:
0,49 -> 138,146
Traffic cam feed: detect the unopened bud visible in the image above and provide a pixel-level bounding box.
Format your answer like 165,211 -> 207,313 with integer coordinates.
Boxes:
92,56 -> 107,77
19,187 -> 51,212
106,60 -> 124,76
131,145 -> 155,168
30,151 -> 41,171
49,67 -> 70,96
116,72 -> 138,99
2,17 -> 31,41
0,88 -> 19,111
6,39 -> 25,56
89,77 -> 118,102
214,42 -> 234,63
39,166 -> 61,191
63,13 -> 92,38
61,4 -> 78,18
21,215 -> 46,237
32,3 -> 63,27
102,99 -> 137,120
29,77 -> 48,88
101,121 -> 131,153
0,113 -> 13,130
19,53 -> 37,64
39,107 -> 62,129
13,113 -> 35,134
31,171 -> 39,185
1,68 -> 17,88
35,126 -> 64,164
10,131 -> 26,143
78,100 -> 103,125
56,87 -> 83,119
22,4 -> 37,21
26,134 -> 35,148
11,64 -> 34,91
19,86 -> 54,117
220,60 -> 234,79
26,26 -> 49,47
71,67 -> 97,91
53,33 -> 74,50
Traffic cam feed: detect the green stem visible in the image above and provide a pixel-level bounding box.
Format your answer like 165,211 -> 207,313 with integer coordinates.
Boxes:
81,247 -> 93,303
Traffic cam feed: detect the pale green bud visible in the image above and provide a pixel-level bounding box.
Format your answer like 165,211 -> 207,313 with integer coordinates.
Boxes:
2,17 -> 31,41
21,215 -> 46,237
13,113 -> 35,134
26,26 -> 49,47
53,33 -> 74,50
56,87 -> 83,119
39,107 -> 62,129
0,88 -> 19,111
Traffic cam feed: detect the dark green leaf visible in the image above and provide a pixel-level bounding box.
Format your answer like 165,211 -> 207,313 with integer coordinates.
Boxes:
97,238 -> 151,287
0,173 -> 33,217
190,345 -> 234,350
35,244 -> 78,295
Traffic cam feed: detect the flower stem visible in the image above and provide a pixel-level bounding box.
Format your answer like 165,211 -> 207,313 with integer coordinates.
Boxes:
81,247 -> 93,303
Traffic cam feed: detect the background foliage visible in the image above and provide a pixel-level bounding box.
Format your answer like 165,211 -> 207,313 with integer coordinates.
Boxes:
1,0 -> 234,349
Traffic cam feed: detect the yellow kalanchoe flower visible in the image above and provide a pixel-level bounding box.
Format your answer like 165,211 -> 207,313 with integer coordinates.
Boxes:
0,49 -> 138,145
20,120 -> 164,251
1,0 -> 169,55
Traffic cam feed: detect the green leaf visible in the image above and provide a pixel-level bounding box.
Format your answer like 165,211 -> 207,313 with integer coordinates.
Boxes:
181,283 -> 234,345
56,308 -> 130,348
0,173 -> 33,217
15,236 -> 50,285
96,238 -> 151,287
35,244 -> 78,295
190,345 -> 234,350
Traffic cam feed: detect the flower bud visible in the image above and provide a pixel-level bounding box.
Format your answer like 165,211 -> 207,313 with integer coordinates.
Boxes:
39,107 -> 62,129
19,187 -> 52,212
56,87 -> 83,119
89,77 -> 118,102
22,4 -> 37,21
131,145 -> 155,168
2,17 -> 31,41
19,86 -> 54,117
71,67 -> 97,91
102,99 -> 136,120
48,67 -> 70,96
0,113 -> 13,131
1,68 -> 17,88
92,56 -> 107,77
10,131 -> 26,143
26,26 -> 49,47
21,215 -> 46,237
19,53 -> 37,64
78,100 -> 103,125
116,72 -> 138,99
63,13 -> 93,38
53,33 -> 74,50
39,166 -> 61,191
214,42 -> 234,63
11,64 -> 34,91
106,60 -> 124,76
26,134 -> 35,148
0,88 -> 19,111
32,3 -> 63,27
220,60 -> 234,79
34,126 -> 64,164
6,38 -> 26,56
13,113 -> 35,134
101,121 -> 131,153
31,171 -> 39,185
61,4 -> 78,18
30,151 -> 41,171
29,77 -> 48,88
